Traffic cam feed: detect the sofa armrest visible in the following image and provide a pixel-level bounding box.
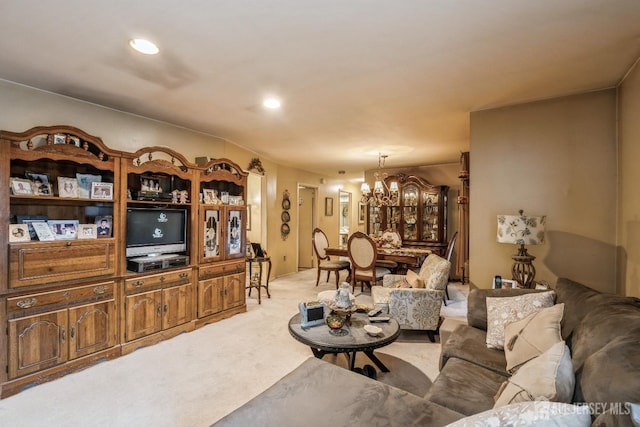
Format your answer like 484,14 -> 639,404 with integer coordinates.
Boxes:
388,288 -> 444,331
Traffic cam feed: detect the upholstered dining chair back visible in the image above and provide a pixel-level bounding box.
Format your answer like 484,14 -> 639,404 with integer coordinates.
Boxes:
348,231 -> 390,291
312,228 -> 351,288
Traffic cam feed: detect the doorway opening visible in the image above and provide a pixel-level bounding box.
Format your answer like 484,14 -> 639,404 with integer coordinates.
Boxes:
339,190 -> 351,245
297,185 -> 317,271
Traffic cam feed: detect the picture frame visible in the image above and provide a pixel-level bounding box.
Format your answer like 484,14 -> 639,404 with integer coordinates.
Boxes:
140,175 -> 167,193
325,197 -> 333,216
25,172 -> 52,196
17,215 -> 49,240
220,191 -> 230,204
95,216 -> 113,238
58,177 -> 79,198
77,224 -> 98,240
31,221 -> 56,241
10,178 -> 33,195
90,182 -> 113,200
76,173 -> 102,198
9,224 -> 31,242
48,220 -> 79,240
69,136 -> 81,147
358,202 -> 366,224
53,133 -> 67,144
202,189 -> 218,204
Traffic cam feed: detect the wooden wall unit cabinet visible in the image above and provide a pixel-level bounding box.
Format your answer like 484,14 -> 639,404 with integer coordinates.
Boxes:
0,126 -> 250,398
196,159 -> 248,326
367,174 -> 449,255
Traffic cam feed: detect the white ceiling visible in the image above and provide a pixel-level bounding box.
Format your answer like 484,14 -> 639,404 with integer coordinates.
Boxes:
1,1 -> 639,178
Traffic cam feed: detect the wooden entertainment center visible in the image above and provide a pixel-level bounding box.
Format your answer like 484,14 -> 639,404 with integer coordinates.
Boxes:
0,125 -> 248,398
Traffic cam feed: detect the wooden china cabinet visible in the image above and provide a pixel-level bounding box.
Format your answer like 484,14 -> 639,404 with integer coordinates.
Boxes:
367,174 -> 449,255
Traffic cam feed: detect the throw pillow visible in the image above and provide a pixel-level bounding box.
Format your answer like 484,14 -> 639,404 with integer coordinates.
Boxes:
486,291 -> 555,349
504,303 -> 565,373
406,269 -> 424,288
494,341 -> 575,408
447,401 -> 591,427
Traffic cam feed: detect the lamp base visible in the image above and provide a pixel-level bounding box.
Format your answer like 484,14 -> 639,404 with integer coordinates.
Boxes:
512,244 -> 536,288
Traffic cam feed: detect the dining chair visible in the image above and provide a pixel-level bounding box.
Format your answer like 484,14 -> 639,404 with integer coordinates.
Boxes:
375,229 -> 400,273
347,231 -> 391,292
443,231 -> 458,305
312,228 -> 351,288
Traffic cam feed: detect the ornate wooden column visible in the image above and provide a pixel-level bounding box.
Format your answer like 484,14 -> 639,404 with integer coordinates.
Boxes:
457,152 -> 470,284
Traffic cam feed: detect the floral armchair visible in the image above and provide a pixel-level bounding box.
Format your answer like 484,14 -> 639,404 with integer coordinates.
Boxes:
371,254 -> 451,341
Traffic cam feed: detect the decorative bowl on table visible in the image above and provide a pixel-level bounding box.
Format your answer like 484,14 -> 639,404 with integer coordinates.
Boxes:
326,315 -> 348,336
364,324 -> 383,336
327,302 -> 358,320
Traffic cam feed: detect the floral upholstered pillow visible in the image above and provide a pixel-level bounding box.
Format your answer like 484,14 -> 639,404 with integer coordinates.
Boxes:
486,291 -> 555,349
406,269 -> 424,288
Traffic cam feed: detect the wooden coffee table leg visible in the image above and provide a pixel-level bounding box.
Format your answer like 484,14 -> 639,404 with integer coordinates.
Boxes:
363,350 -> 390,372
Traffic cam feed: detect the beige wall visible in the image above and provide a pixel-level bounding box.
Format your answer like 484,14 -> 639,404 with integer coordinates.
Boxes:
470,90 -> 618,292
618,59 -> 640,297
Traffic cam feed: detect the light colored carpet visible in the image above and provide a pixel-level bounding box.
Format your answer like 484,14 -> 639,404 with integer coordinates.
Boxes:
0,269 -> 467,427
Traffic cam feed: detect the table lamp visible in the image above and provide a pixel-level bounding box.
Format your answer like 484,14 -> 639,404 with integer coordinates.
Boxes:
497,210 -> 546,288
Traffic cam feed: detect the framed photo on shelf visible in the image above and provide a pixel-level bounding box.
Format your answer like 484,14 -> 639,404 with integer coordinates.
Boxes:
17,215 -> 48,240
202,189 -> 218,204
48,220 -> 79,240
140,175 -> 167,193
53,133 -> 67,144
69,136 -> 81,147
58,177 -> 79,198
9,224 -> 31,242
76,173 -> 102,198
25,172 -> 52,196
77,224 -> 98,240
31,222 -> 56,241
325,197 -> 333,216
90,182 -> 113,200
10,178 -> 33,195
95,216 -> 112,238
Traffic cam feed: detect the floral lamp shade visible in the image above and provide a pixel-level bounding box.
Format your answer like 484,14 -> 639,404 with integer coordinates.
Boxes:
497,213 -> 546,245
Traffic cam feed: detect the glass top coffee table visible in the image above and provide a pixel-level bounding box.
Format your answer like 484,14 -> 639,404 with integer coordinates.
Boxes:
288,312 -> 400,373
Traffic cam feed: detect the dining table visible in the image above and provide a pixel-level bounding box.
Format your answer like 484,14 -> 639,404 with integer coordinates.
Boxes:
325,245 -> 431,272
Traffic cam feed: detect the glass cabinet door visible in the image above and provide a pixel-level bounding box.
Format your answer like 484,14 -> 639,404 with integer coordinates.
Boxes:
368,206 -> 381,236
422,191 -> 439,241
402,185 -> 419,241
201,207 -> 223,262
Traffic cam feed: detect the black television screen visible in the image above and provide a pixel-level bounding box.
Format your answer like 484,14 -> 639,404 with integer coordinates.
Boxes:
126,208 -> 187,257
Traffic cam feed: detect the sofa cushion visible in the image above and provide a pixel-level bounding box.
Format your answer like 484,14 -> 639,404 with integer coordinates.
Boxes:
554,277 -> 637,341
486,291 -> 556,349
504,303 -> 564,372
439,324 -> 509,376
446,401 -> 591,427
213,357 -> 465,427
425,357 -> 506,416
494,341 -> 575,407
578,335 -> 640,409
467,288 -> 548,331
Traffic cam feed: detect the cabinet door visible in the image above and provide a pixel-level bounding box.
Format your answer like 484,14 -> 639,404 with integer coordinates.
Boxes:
198,277 -> 224,317
402,185 -> 419,241
162,284 -> 194,329
68,299 -> 117,360
125,290 -> 162,341
200,206 -> 224,263
223,272 -> 245,310
8,309 -> 68,379
224,207 -> 246,259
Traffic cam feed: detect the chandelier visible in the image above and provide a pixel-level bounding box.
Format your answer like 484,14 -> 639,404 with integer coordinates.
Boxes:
361,153 -> 399,207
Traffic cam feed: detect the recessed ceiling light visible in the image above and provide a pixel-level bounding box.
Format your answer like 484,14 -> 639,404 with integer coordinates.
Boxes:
263,97 -> 282,109
129,38 -> 159,55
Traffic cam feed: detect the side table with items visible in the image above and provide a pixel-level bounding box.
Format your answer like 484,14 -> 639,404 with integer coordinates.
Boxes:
246,255 -> 271,304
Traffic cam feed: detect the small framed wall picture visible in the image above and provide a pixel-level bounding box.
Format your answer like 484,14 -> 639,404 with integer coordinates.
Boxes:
10,178 -> 33,195
325,197 -> 333,216
90,182 -> 113,200
58,177 -> 79,198
9,224 -> 31,242
77,224 -> 98,240
48,220 -> 79,240
358,202 -> 366,224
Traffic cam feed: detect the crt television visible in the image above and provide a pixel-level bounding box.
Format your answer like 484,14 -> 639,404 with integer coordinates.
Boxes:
126,208 -> 187,258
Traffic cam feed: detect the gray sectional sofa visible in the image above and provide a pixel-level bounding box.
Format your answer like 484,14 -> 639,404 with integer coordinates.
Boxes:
213,278 -> 640,427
